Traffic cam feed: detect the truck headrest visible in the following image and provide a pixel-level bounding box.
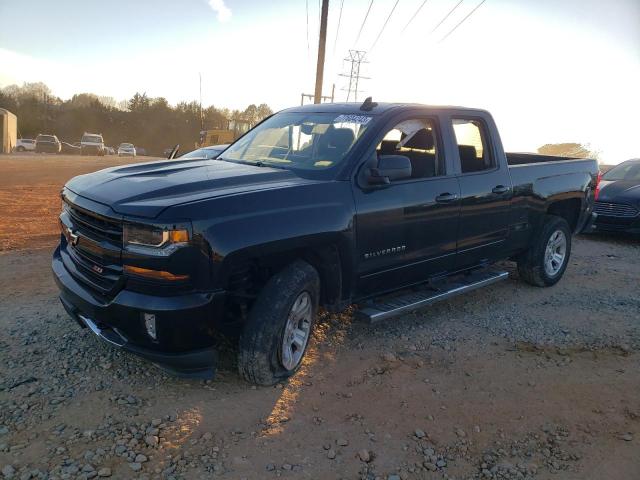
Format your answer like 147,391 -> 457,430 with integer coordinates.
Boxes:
458,145 -> 478,162
319,127 -> 355,158
379,140 -> 399,155
402,129 -> 434,150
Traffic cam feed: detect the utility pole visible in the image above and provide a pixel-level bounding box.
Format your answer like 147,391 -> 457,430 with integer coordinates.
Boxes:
313,0 -> 329,104
339,50 -> 369,102
43,93 -> 48,131
199,73 -> 204,132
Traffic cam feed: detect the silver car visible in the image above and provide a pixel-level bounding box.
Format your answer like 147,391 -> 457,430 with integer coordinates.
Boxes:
117,143 -> 136,157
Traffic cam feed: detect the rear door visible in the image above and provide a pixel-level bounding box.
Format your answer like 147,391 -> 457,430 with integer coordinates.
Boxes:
447,115 -> 512,269
353,113 -> 461,297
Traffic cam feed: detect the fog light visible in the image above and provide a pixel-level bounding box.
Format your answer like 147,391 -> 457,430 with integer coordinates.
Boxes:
143,313 -> 157,340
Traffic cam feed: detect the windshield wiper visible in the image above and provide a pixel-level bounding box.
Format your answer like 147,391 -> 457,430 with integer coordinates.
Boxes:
218,157 -> 287,170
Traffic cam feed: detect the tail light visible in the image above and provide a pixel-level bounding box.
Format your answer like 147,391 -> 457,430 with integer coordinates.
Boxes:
594,171 -> 602,201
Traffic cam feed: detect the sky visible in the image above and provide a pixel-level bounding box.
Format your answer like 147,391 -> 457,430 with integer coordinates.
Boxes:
0,0 -> 638,163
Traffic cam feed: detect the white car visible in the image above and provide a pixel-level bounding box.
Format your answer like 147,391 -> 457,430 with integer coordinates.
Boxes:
15,138 -> 36,152
81,133 -> 106,156
118,143 -> 136,157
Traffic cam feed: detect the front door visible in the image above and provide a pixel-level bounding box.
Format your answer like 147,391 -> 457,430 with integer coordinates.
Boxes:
353,116 -> 461,297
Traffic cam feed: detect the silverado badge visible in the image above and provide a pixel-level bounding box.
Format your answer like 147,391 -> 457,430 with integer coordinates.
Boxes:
364,245 -> 406,259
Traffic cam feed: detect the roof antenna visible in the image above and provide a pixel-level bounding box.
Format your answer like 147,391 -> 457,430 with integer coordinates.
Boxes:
360,96 -> 377,111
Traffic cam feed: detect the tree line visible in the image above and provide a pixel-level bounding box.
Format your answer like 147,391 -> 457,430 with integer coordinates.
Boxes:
0,82 -> 273,155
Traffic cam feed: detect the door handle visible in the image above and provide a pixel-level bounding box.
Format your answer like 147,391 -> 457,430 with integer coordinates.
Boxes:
492,185 -> 510,194
435,192 -> 459,203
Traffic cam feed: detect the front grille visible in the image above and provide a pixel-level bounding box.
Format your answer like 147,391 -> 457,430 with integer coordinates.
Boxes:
62,200 -> 123,296
594,201 -> 639,218
65,202 -> 123,243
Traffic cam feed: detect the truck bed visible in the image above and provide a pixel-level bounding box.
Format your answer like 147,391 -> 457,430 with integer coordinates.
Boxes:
506,152 -> 581,165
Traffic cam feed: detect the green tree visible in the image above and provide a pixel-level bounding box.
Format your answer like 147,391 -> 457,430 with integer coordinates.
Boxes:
0,81 -> 273,155
537,143 -> 600,160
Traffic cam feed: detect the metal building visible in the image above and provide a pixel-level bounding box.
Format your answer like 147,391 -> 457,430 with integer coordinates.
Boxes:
0,108 -> 18,153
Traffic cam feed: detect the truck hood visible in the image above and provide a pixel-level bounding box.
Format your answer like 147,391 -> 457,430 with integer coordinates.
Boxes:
598,179 -> 640,205
65,158 -> 313,218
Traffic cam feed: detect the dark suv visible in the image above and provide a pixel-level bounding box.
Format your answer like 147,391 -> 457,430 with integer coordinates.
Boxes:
35,134 -> 61,153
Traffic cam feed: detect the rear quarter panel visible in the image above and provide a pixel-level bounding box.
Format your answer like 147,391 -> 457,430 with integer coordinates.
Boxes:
508,159 -> 598,251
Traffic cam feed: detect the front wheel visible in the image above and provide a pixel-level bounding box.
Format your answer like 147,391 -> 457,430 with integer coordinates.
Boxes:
238,260 -> 320,385
16,146 -> 25,152
517,215 -> 572,287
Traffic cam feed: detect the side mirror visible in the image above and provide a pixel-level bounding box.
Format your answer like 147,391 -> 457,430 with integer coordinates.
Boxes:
368,155 -> 412,184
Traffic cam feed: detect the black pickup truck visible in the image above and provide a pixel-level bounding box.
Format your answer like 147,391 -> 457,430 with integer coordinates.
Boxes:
52,100 -> 599,384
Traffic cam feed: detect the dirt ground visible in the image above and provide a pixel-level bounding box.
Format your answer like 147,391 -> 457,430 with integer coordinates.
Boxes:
0,154 -> 639,480
0,154 -> 161,252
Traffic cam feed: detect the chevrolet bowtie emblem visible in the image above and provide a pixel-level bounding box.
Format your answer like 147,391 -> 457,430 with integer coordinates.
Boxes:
67,227 -> 79,246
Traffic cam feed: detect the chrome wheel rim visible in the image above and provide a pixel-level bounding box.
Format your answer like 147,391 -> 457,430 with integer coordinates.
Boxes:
544,230 -> 567,277
280,291 -> 313,371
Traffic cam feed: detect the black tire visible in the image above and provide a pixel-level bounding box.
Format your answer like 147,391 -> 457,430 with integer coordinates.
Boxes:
238,260 -> 320,385
16,146 -> 25,152
517,215 -> 572,287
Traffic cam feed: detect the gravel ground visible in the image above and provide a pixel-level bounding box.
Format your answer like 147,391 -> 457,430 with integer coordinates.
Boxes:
0,233 -> 638,480
1,154 -> 639,480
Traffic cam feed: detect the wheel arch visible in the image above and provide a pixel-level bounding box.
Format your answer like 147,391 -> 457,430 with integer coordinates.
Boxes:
546,197 -> 582,232
222,238 -> 353,311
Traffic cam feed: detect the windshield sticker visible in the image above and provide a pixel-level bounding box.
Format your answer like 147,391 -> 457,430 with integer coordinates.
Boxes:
333,114 -> 372,125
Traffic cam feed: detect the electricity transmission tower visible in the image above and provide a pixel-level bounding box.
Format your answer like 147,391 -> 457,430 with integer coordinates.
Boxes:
340,50 -> 369,102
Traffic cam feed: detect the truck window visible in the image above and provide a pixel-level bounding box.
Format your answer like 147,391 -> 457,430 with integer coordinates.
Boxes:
376,118 -> 442,179
452,118 -> 494,173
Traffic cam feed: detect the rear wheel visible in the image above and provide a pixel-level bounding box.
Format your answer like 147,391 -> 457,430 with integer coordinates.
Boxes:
517,215 -> 572,287
238,260 -> 320,385
16,146 -> 25,152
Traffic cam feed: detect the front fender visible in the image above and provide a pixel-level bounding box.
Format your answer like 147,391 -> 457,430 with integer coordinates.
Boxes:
166,181 -> 356,290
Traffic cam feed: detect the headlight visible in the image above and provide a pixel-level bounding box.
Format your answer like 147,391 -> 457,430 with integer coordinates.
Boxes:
123,223 -> 190,255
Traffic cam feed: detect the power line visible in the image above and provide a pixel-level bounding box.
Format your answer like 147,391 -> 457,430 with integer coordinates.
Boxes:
438,0 -> 486,43
402,0 -> 428,33
354,0 -> 375,47
369,0 -> 400,53
430,0 -> 464,34
333,0 -> 345,55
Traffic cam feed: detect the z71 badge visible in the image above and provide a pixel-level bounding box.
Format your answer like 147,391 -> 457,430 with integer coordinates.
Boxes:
364,245 -> 406,259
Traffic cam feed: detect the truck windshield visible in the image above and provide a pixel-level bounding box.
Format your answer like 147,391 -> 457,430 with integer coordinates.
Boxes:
219,112 -> 371,170
82,135 -> 102,143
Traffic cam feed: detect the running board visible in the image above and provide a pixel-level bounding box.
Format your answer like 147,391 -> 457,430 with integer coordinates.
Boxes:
356,270 -> 509,324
